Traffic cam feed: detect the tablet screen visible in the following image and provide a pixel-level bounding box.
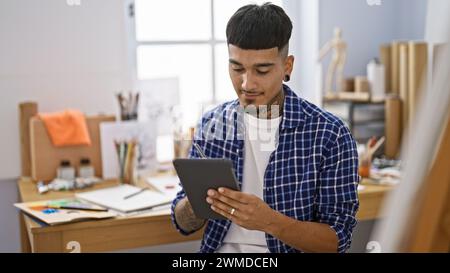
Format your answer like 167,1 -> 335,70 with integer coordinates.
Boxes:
173,158 -> 240,220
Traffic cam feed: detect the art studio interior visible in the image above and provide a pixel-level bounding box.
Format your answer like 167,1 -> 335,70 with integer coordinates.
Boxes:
0,0 -> 449,253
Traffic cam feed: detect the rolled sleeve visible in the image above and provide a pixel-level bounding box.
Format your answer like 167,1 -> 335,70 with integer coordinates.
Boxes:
317,124 -> 360,253
170,122 -> 204,236
171,190 -> 195,236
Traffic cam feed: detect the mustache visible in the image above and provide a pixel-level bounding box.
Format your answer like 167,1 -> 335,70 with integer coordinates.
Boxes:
241,90 -> 263,94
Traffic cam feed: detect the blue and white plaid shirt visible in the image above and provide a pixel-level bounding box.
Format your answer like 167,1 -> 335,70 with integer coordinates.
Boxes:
171,85 -> 359,253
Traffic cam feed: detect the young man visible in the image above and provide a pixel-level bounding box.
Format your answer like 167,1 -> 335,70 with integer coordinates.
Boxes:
171,3 -> 359,253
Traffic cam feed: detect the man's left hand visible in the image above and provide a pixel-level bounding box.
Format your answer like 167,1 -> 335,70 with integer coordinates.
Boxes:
206,187 -> 278,233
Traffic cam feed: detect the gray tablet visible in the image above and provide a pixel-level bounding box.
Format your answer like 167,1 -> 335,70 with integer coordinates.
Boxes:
172,158 -> 240,220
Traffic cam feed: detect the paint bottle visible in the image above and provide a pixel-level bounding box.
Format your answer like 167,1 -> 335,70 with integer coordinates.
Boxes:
79,158 -> 95,178
367,58 -> 385,100
57,160 -> 75,181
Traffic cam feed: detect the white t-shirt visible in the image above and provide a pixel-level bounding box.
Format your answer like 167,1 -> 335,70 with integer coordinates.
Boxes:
217,113 -> 281,253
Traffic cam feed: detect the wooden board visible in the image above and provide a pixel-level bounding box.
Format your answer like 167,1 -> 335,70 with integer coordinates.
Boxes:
337,91 -> 370,102
408,42 -> 428,127
399,44 -> 409,132
380,44 -> 392,93
19,102 -> 38,177
404,114 -> 450,252
30,115 -> 115,182
391,41 -> 408,95
384,95 -> 402,159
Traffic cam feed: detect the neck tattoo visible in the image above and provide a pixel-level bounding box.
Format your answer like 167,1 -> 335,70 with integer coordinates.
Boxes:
245,89 -> 285,119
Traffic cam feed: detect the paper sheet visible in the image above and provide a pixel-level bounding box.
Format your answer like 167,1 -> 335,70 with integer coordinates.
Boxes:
76,185 -> 172,213
146,175 -> 182,200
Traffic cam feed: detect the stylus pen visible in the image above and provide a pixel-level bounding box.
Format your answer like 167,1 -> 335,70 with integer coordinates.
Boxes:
193,143 -> 207,159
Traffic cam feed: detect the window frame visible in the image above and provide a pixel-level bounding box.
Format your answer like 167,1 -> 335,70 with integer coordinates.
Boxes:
125,0 -> 294,105
128,0 -> 226,103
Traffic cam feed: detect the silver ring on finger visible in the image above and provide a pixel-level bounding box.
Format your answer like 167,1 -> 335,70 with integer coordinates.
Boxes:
230,208 -> 236,216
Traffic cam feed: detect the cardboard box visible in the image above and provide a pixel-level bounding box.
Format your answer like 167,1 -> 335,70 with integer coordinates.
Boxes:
355,76 -> 370,93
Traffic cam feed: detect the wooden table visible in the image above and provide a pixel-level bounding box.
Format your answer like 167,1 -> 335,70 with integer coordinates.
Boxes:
357,181 -> 394,221
18,176 -> 203,253
17,177 -> 394,253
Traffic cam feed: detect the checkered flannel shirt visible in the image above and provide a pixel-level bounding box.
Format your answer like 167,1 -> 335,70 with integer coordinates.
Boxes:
171,84 -> 359,253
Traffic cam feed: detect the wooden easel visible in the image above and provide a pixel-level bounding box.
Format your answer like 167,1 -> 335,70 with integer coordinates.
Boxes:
402,112 -> 450,252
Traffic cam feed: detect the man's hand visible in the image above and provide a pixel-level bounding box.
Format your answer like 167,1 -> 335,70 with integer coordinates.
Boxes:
206,187 -> 339,252
206,187 -> 277,233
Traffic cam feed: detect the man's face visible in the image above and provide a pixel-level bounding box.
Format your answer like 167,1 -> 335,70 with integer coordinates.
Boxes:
228,44 -> 293,107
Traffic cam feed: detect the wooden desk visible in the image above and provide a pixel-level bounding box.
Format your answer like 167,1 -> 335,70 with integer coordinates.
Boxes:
17,177 -> 394,253
357,181 -> 394,221
18,176 -> 203,253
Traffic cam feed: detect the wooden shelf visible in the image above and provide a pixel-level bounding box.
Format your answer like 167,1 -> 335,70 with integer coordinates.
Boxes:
324,92 -> 385,104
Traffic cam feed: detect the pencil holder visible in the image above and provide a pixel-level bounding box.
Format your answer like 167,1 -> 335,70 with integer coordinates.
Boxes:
116,91 -> 139,121
114,140 -> 138,185
173,127 -> 194,159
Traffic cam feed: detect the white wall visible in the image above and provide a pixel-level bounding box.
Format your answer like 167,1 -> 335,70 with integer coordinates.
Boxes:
0,0 -> 133,180
318,0 -> 426,78
397,0 -> 427,41
296,0 -> 427,103
319,0 -> 398,77
286,0 -> 320,104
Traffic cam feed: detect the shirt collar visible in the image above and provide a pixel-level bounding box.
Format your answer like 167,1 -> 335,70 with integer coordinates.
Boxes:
280,84 -> 305,130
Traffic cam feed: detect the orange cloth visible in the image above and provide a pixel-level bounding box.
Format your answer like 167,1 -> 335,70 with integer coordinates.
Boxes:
38,110 -> 91,147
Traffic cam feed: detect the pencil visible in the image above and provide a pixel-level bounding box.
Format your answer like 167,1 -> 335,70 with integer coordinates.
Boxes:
47,205 -> 108,212
123,188 -> 147,200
